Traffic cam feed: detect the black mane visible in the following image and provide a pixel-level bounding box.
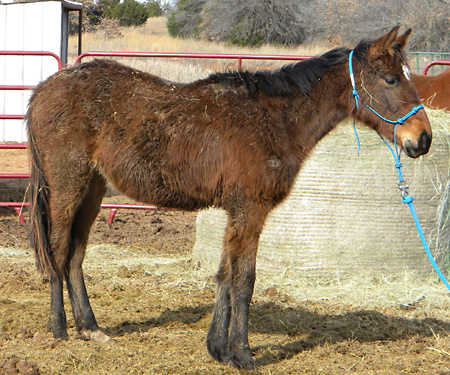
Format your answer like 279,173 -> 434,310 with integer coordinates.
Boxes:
209,42 -> 375,97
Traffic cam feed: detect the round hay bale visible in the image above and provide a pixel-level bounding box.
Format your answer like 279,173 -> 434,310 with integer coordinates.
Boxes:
193,110 -> 450,278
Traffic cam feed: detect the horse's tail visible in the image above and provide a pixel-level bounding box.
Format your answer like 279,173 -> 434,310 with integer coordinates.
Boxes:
27,111 -> 55,276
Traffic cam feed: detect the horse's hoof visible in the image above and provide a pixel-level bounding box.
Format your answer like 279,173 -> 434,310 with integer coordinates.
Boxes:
54,333 -> 69,341
82,329 -> 112,344
51,328 -> 69,341
228,350 -> 255,370
206,339 -> 229,363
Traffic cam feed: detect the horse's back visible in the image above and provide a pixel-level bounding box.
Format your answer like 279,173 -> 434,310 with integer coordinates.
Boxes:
26,59 -> 301,210
28,59 -> 170,133
26,60 -> 242,209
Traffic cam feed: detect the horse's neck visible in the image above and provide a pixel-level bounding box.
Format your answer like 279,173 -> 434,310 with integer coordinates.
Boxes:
286,70 -> 350,155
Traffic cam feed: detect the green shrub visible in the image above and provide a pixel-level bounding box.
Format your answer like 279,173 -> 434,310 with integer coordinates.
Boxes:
108,0 -> 149,27
167,0 -> 205,38
145,0 -> 163,17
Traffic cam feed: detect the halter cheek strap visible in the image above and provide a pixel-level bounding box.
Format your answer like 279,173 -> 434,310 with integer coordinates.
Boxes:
349,50 -> 424,125
348,50 -> 424,161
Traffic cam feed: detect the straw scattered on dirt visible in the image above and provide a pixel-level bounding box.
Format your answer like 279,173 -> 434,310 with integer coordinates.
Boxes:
1,174 -> 450,374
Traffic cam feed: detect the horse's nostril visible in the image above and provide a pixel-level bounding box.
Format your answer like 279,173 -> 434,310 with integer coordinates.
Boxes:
404,131 -> 432,158
418,131 -> 432,152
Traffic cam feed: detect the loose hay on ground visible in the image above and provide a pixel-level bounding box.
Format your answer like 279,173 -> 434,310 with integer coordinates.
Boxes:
1,244 -> 450,374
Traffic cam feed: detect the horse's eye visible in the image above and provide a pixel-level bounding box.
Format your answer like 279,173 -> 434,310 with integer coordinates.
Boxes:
384,76 -> 398,86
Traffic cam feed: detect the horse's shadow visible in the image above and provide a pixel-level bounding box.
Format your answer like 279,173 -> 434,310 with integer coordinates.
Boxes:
104,304 -> 212,337
103,300 -> 450,367
248,302 -> 450,366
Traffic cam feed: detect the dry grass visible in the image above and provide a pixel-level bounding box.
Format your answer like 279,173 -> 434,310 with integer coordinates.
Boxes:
90,243 -> 450,326
68,17 -> 332,82
3,244 -> 450,374
2,244 -> 450,319
70,17 -> 329,57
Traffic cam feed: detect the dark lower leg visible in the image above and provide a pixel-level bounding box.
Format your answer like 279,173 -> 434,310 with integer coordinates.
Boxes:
227,258 -> 256,370
65,267 -> 98,333
206,208 -> 262,370
49,274 -> 68,339
224,202 -> 263,370
207,260 -> 232,362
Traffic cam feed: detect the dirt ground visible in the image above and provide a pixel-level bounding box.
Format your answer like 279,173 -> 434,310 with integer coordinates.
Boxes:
1,150 -> 450,374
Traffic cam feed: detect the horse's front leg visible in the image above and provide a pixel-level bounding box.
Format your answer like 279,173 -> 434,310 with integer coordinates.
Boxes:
206,256 -> 232,362
207,207 -> 265,370
227,248 -> 257,370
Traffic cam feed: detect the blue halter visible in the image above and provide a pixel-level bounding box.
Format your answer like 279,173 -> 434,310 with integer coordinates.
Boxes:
349,50 -> 450,291
348,50 -> 424,181
349,50 -> 424,125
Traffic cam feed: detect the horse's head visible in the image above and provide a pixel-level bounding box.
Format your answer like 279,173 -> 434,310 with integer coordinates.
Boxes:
350,26 -> 432,158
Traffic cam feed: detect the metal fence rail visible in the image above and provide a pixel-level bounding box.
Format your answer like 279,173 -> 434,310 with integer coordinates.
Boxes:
423,60 -> 450,75
0,51 -> 63,222
74,51 -> 311,69
409,51 -> 450,74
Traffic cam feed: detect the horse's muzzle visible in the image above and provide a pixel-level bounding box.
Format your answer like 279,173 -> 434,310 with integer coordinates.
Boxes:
403,130 -> 432,158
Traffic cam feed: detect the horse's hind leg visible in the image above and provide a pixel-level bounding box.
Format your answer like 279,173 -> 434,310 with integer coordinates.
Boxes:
46,178 -> 93,339
48,275 -> 67,339
64,172 -> 109,342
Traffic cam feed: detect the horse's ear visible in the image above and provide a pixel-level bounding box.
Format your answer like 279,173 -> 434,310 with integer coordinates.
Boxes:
369,26 -> 400,59
395,28 -> 412,50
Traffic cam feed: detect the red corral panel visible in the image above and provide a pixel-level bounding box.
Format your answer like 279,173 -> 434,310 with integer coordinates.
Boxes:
423,60 -> 450,75
0,50 -> 311,222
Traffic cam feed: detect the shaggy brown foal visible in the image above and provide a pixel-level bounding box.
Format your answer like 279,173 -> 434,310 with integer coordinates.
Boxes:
27,26 -> 431,370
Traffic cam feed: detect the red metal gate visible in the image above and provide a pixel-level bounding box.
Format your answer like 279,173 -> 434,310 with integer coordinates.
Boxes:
423,60 -> 450,75
0,51 -> 63,223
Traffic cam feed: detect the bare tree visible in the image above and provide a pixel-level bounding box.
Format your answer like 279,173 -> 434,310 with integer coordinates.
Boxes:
308,0 -> 450,51
406,0 -> 450,52
167,0 -> 450,51
202,0 -> 306,46
167,0 -> 206,38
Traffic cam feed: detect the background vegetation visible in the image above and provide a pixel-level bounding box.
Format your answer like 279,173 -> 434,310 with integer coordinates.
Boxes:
71,0 -> 450,51
167,0 -> 450,51
74,0 -> 167,32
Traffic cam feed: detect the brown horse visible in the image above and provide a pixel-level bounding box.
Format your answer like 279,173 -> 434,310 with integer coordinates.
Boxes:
412,69 -> 450,110
27,27 -> 431,370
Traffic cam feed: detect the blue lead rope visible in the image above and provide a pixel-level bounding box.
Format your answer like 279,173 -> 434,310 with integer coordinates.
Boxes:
404,195 -> 450,291
349,50 -> 450,291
